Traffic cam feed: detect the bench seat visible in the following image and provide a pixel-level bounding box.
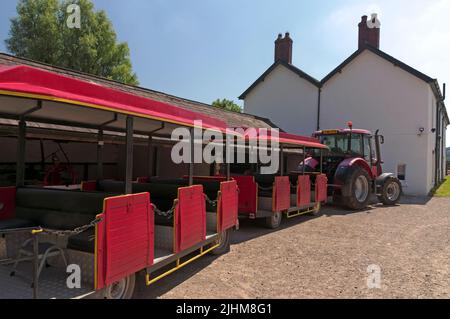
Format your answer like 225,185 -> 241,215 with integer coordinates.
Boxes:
67,228 -> 95,253
0,218 -> 36,231
1,187 -> 114,254
97,179 -> 221,223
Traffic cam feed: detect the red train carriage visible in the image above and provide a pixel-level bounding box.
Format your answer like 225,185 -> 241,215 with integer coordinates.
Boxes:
233,131 -> 329,229
0,65 -> 238,299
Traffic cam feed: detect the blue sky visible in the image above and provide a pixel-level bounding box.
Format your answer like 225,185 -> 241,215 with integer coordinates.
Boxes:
1,0 -> 449,145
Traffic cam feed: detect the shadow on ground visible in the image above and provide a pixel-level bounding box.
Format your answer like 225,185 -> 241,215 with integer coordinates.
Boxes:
134,195 -> 432,298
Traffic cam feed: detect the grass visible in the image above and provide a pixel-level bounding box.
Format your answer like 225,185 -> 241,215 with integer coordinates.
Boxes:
434,176 -> 450,197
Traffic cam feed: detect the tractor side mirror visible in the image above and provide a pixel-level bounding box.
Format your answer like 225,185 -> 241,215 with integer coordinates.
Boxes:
380,135 -> 385,144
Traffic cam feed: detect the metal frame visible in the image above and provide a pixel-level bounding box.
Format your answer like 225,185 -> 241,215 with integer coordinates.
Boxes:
15,101 -> 43,187
145,234 -> 220,286
0,227 -> 43,299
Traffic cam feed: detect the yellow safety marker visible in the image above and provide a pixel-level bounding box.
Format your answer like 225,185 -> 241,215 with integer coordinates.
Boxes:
31,228 -> 43,235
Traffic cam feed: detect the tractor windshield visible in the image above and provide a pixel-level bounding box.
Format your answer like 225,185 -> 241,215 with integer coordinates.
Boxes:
317,133 -> 364,157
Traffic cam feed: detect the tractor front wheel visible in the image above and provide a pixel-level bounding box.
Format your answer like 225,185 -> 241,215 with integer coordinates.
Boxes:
342,167 -> 371,210
378,177 -> 402,205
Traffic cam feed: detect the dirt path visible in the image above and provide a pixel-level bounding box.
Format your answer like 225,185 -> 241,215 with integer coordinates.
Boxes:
135,196 -> 450,299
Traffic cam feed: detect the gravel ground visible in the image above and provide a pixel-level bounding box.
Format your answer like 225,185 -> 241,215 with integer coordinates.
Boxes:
135,196 -> 450,299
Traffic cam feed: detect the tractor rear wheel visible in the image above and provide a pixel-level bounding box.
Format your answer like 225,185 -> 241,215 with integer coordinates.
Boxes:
378,177 -> 402,205
342,167 -> 371,210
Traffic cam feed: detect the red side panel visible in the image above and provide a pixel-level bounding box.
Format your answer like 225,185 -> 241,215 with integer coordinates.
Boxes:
233,176 -> 258,214
273,176 -> 290,212
96,193 -> 154,288
0,187 -> 16,221
315,174 -> 328,203
297,175 -> 311,207
81,181 -> 97,192
175,185 -> 206,253
137,177 -> 149,183
218,181 -> 238,231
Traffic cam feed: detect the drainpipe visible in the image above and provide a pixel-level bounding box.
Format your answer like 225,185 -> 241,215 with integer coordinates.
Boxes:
316,88 -> 322,131
435,102 -> 441,186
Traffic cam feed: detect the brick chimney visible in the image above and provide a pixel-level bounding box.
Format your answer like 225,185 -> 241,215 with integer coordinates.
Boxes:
358,14 -> 380,49
275,32 -> 293,64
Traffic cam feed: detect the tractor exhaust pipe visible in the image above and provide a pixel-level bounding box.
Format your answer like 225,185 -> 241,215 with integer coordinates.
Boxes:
374,130 -> 383,175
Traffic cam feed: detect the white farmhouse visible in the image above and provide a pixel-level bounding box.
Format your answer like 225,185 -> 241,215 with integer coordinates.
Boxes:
240,15 -> 449,196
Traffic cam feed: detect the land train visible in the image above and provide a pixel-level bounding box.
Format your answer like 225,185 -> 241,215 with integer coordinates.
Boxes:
0,65 -> 328,299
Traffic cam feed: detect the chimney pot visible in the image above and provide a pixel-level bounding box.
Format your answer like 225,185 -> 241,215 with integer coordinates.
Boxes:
358,13 -> 380,49
274,32 -> 293,64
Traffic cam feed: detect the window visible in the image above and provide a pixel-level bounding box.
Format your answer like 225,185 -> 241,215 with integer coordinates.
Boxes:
320,134 -> 349,156
350,134 -> 363,156
397,164 -> 406,181
363,136 -> 372,162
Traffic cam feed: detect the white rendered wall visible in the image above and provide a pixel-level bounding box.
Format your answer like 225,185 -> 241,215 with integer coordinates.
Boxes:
244,65 -> 319,135
320,50 -> 433,195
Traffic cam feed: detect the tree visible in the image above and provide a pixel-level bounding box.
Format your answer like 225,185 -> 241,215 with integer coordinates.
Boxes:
6,0 -> 138,85
212,98 -> 242,113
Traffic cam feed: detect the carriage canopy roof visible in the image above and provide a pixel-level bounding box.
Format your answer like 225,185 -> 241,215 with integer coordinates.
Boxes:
0,65 -> 227,134
243,129 -> 328,149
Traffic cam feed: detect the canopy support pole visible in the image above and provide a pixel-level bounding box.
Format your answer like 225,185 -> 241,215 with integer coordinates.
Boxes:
302,147 -> 306,175
224,145 -> 231,180
125,116 -> 134,194
189,128 -> 194,186
96,115 -> 118,181
280,145 -> 284,176
320,150 -> 323,174
147,123 -> 165,178
147,135 -> 153,178
97,129 -> 104,180
16,119 -> 26,187
15,101 -> 43,187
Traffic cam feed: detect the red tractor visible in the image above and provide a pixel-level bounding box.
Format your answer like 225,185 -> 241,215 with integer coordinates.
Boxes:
300,122 -> 402,210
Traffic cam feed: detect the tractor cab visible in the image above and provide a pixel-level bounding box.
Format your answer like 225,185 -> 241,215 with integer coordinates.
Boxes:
300,122 -> 402,210
312,126 -> 382,182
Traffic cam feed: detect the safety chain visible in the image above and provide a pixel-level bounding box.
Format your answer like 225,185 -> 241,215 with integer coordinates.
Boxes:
151,203 -> 176,219
42,216 -> 103,237
204,195 -> 218,207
